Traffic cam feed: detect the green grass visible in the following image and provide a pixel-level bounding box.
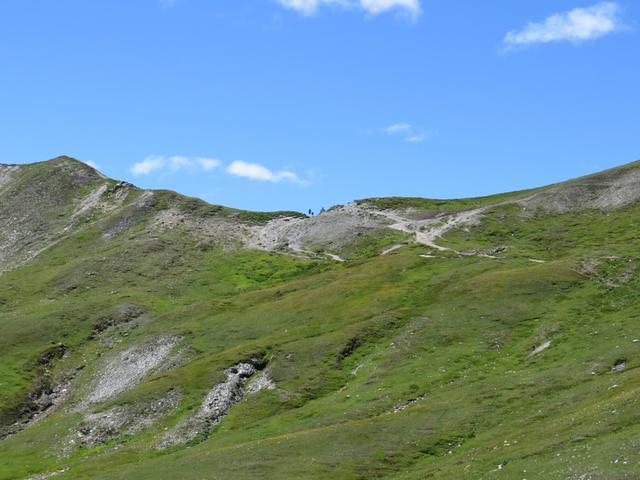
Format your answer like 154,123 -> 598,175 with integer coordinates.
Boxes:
358,186 -> 539,213
2,161 -> 640,479
151,189 -> 306,224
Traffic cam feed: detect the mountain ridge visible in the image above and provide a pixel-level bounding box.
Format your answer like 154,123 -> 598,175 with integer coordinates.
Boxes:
3,155 -> 640,274
6,154 -> 640,211
1,156 -> 640,479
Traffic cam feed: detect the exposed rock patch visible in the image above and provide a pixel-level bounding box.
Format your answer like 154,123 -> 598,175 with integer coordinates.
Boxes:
85,336 -> 178,405
611,359 -> 627,373
518,165 -> 640,213
70,184 -> 109,221
5,157 -> 640,274
361,204 -> 485,253
91,304 -> 146,337
26,467 -> 69,480
529,340 -> 552,357
0,159 -> 105,273
246,204 -> 391,257
245,372 -> 277,395
70,181 -> 132,224
0,164 -> 20,191
1,344 -> 72,439
149,208 -> 250,249
393,395 -> 425,413
460,245 -> 509,258
158,362 -> 260,448
575,256 -> 638,288
77,389 -> 181,447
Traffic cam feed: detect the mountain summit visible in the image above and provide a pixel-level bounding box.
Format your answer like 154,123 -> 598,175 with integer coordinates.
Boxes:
1,157 -> 640,479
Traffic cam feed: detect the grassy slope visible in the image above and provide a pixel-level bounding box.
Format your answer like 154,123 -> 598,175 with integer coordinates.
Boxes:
1,162 -> 640,479
359,190 -> 534,213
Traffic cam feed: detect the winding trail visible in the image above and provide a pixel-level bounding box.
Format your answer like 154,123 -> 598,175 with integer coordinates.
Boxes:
363,191 -> 542,255
381,244 -> 405,255
361,205 -> 486,253
249,194 -> 543,261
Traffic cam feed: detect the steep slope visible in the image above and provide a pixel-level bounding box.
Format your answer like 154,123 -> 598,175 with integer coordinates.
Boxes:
1,157 -> 640,480
0,158 -> 107,272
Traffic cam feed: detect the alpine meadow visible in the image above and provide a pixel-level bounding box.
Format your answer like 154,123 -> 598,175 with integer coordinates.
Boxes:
1,157 -> 640,479
1,1 -> 640,479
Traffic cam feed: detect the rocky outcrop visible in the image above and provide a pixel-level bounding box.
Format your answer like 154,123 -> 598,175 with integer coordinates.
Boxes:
158,362 -> 261,448
85,336 -> 178,405
246,203 -> 392,256
518,162 -> 640,213
0,158 -> 104,273
0,164 -> 20,191
91,303 -> 147,337
245,371 -> 277,395
1,344 -> 71,439
77,389 -> 181,447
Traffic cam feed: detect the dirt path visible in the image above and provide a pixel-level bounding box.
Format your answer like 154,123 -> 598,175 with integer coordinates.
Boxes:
381,244 -> 405,255
247,195 -> 540,261
361,205 -> 486,253
364,191 -> 543,255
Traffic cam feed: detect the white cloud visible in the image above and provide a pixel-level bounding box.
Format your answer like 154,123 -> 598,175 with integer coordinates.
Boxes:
504,2 -> 622,48
130,156 -> 307,185
131,156 -> 165,176
198,158 -> 222,171
384,122 -> 426,143
360,0 -> 420,17
130,155 -> 221,176
169,155 -> 194,172
405,133 -> 425,143
385,122 -> 412,134
227,160 -> 305,184
275,0 -> 328,15
274,0 -> 420,18
86,161 -> 100,170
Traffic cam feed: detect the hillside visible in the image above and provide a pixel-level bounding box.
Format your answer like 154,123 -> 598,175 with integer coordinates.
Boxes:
1,156 -> 640,479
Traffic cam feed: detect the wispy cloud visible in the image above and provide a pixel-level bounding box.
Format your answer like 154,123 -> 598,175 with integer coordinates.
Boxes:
168,155 -> 194,173
131,156 -> 165,176
274,0 -> 421,19
360,0 -> 420,17
384,122 -> 426,143
131,155 -> 221,176
198,158 -> 222,171
130,156 -> 307,186
274,0 -> 333,16
159,0 -> 420,17
504,2 -> 622,49
227,160 -> 307,185
384,122 -> 412,134
405,133 -> 426,143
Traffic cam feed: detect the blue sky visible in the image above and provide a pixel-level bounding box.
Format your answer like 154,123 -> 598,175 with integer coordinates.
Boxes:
1,1 -> 638,212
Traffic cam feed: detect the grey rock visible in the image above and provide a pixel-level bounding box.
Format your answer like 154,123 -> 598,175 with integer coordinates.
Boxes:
158,362 -> 257,448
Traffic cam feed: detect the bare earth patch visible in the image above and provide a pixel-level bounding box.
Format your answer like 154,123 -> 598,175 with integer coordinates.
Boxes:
158,362 -> 261,448
85,336 -> 179,405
